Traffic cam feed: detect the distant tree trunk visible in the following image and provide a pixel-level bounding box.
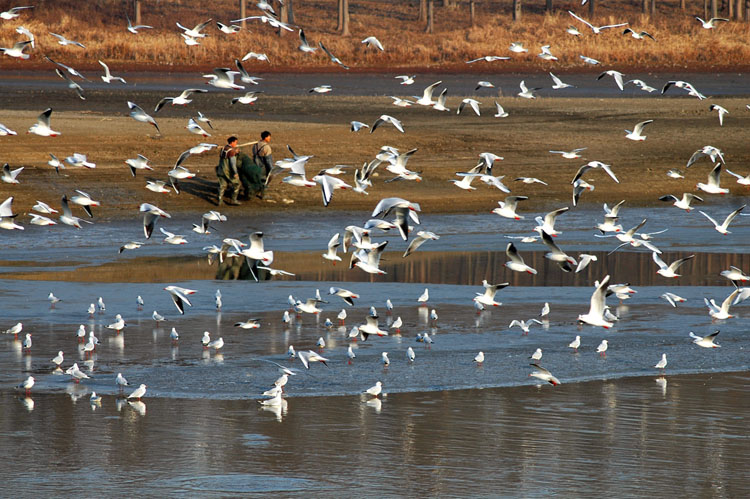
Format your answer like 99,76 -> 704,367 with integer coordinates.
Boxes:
288,0 -> 295,24
680,0 -> 685,10
419,0 -> 427,21
341,0 -> 350,36
711,0 -> 718,17
746,0 -> 750,21
513,0 -> 522,21
588,0 -> 595,17
546,0 -> 553,12
735,0 -> 742,18
470,0 -> 475,25
134,0 -> 141,25
425,0 -> 434,33
729,0 -> 734,17
239,0 -> 246,28
279,2 -> 288,37
337,0 -> 343,31
641,0 -> 648,13
704,0 -> 708,18
650,0 -> 656,15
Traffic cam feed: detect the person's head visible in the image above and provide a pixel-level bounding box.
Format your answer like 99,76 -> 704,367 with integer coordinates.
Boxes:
227,136 -> 238,146
260,131 -> 271,142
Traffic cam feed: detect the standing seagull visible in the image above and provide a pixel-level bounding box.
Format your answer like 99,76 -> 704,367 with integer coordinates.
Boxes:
19,376 -> 34,395
654,353 -> 667,372
596,339 -> 609,356
365,381 -> 383,397
568,335 -> 581,352
127,384 -> 148,400
116,372 -> 129,391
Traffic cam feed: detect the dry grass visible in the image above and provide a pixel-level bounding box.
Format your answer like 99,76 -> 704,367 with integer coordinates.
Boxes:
1,0 -> 749,72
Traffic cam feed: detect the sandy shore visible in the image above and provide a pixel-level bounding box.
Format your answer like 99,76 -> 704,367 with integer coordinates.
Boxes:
0,81 -> 748,219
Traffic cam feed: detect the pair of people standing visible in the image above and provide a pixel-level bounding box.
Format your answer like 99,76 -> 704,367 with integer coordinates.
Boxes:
216,131 -> 273,206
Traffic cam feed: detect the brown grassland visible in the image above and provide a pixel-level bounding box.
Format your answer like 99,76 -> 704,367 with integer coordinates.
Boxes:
0,0 -> 749,72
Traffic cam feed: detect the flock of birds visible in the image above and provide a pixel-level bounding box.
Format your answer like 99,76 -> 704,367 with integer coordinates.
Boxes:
1,3 -> 748,412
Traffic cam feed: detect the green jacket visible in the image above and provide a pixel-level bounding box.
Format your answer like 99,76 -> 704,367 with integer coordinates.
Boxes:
216,145 -> 239,179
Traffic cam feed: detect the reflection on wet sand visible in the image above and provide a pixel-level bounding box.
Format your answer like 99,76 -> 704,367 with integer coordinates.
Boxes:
2,250 -> 748,287
1,373 -> 747,496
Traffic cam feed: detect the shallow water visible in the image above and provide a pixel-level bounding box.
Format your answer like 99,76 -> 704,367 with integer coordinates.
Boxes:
2,70 -> 749,98
1,373 -> 748,496
2,205 -> 749,494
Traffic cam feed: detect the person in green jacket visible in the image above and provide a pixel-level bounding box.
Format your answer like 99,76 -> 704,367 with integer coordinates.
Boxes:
216,136 -> 241,206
